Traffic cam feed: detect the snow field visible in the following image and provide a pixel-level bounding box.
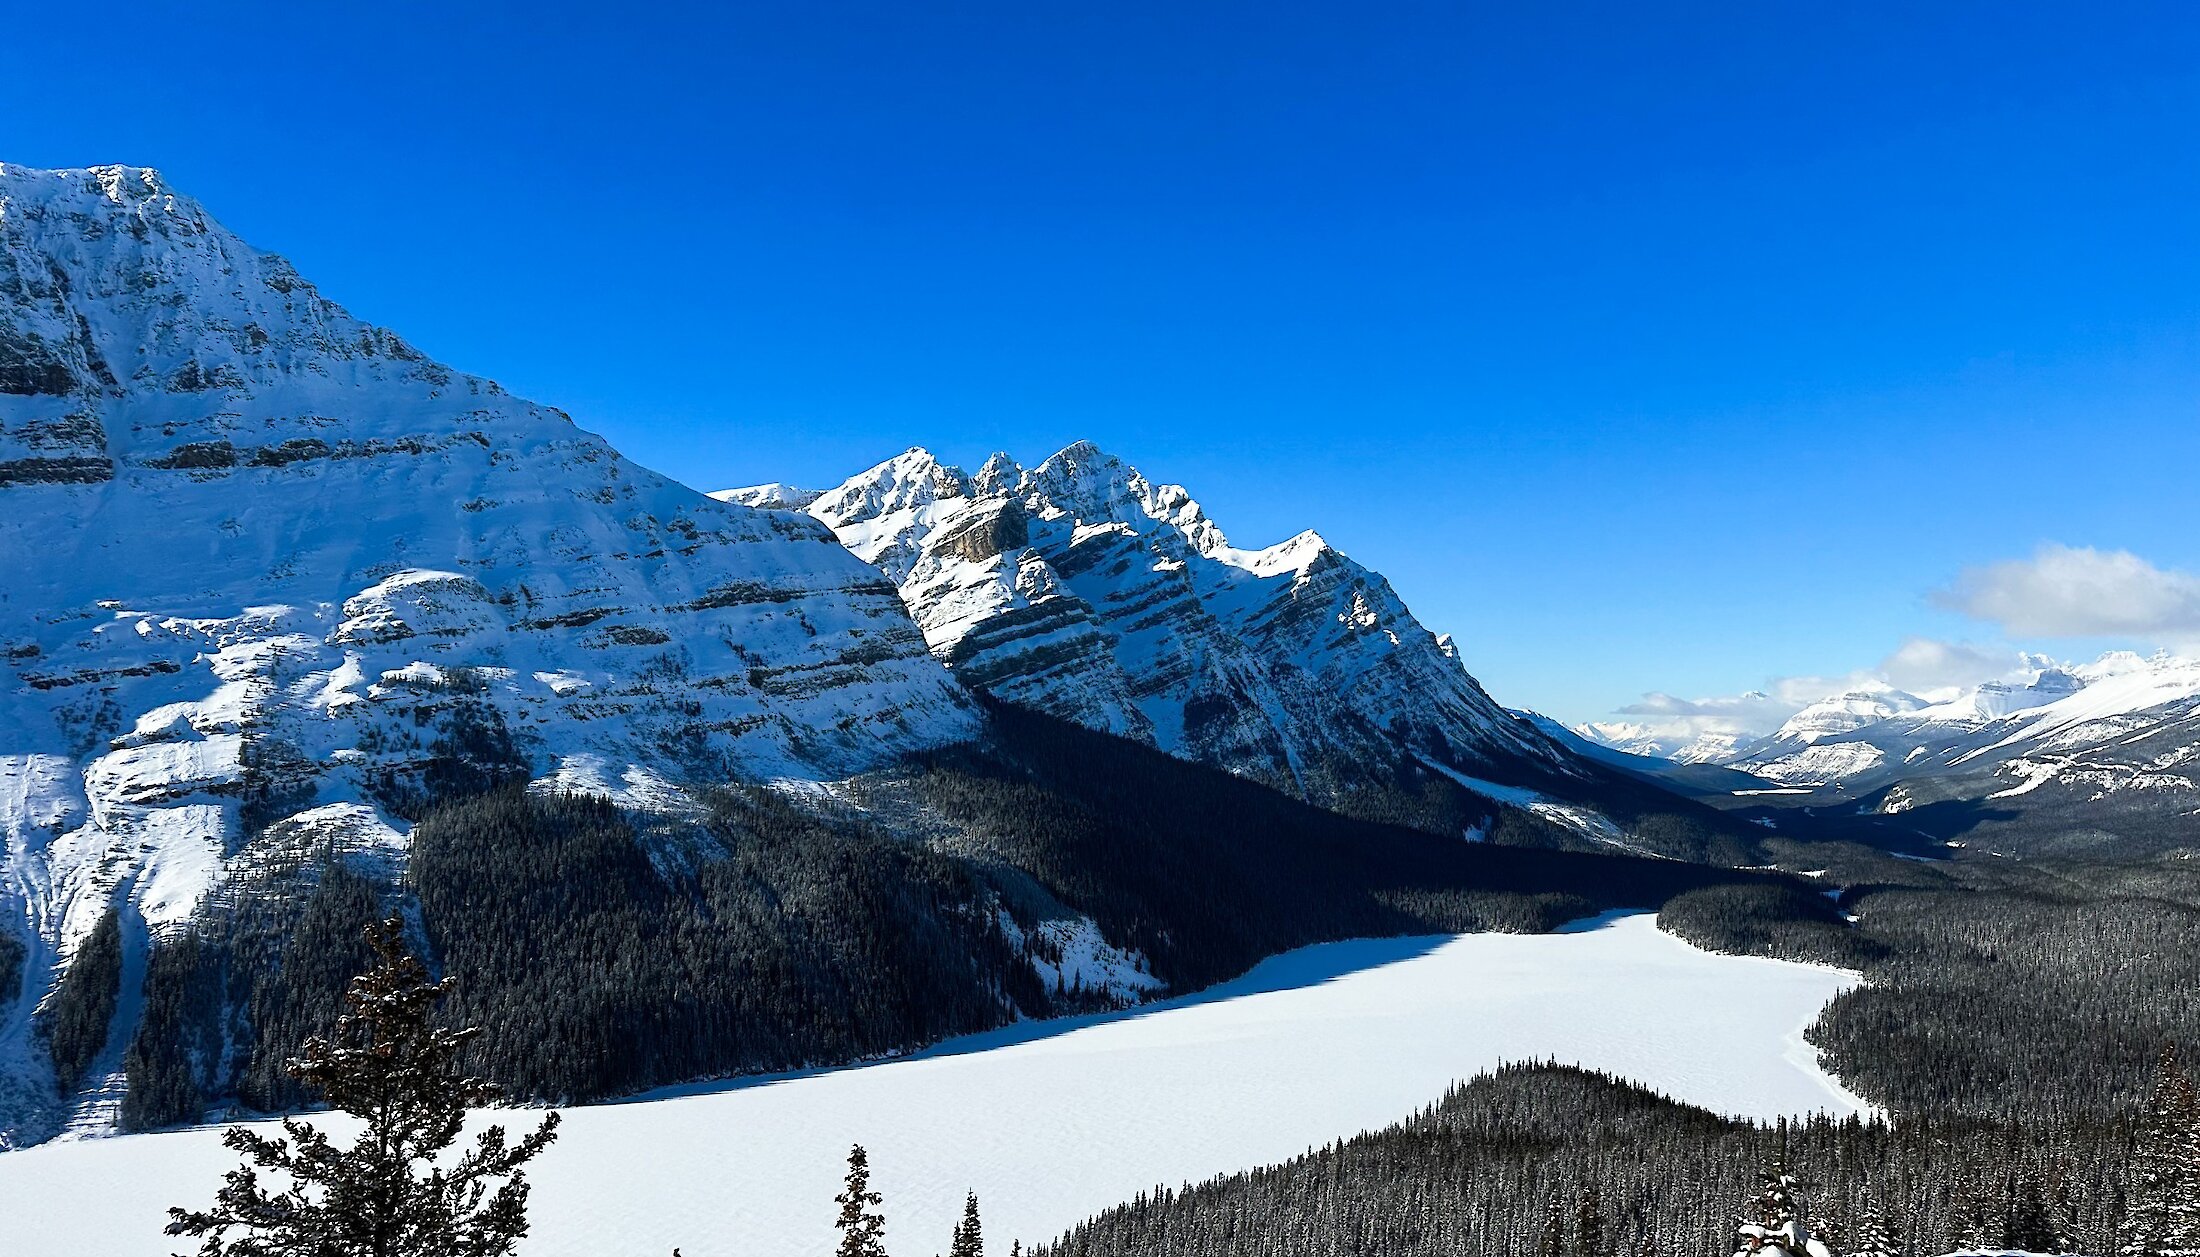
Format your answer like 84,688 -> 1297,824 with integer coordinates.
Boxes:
0,914 -> 1868,1257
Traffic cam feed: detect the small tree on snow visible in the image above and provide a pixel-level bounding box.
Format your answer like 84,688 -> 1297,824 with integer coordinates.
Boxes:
949,1192 -> 984,1257
836,1144 -> 890,1257
167,915 -> 559,1257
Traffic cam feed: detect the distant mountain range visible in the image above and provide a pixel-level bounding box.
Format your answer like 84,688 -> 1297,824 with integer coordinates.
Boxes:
1571,651 -> 2200,853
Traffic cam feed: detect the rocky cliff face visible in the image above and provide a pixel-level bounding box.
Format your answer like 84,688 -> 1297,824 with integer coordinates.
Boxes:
745,443 -> 1575,810
0,164 -> 977,1139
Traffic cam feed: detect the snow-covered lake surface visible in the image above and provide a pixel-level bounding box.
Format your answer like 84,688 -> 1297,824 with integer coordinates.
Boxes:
0,913 -> 1868,1256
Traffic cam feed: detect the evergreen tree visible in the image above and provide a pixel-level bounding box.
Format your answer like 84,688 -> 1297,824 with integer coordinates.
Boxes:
2120,1044 -> 2200,1257
949,1192 -> 984,1257
1848,1206 -> 1902,1257
836,1144 -> 890,1257
1950,1173 -> 1993,1253
166,915 -> 559,1257
2006,1164 -> 2062,1253
1540,1189 -> 1568,1257
1577,1182 -> 1605,1257
1736,1166 -> 1815,1257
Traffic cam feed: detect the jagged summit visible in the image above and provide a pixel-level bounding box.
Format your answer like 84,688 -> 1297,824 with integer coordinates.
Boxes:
758,441 -> 1573,815
0,162 -> 976,1141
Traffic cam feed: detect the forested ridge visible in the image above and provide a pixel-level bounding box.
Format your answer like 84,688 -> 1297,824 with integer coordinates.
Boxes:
114,703 -> 1785,1122
1034,1062 -> 2140,1257
1660,845 -> 2200,1122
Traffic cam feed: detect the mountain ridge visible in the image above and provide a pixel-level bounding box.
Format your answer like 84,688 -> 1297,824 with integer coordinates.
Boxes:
723,442 -> 1609,832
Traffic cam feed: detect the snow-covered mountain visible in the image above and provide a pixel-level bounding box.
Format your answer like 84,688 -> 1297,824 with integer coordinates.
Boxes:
1521,714 -> 1777,800
724,445 -> 1584,818
0,164 -> 979,1139
1619,652 -> 2200,847
1718,688 -> 1931,785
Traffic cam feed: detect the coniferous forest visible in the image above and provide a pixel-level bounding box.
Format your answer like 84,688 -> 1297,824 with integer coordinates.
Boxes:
117,704 -> 1780,1118
1032,1061 -> 2155,1257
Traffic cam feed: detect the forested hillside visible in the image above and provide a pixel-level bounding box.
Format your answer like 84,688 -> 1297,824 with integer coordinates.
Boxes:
114,705 -> 1792,1125
1037,1062 -> 2132,1257
1662,845 -> 2200,1121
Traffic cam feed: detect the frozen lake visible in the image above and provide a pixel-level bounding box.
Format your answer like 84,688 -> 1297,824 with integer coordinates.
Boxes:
0,912 -> 1867,1256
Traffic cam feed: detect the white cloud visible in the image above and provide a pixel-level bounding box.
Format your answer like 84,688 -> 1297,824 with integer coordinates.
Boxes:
1874,637 -> 2047,697
1611,689 -> 1805,751
1585,543 -> 2200,754
1932,544 -> 2200,638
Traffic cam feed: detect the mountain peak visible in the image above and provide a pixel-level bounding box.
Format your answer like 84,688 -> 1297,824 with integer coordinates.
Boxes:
798,442 -> 1566,807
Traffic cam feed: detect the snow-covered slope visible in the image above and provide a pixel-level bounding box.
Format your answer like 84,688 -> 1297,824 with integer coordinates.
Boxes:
0,913 -> 1868,1257
1523,714 -> 1777,799
735,445 -> 1577,811
0,164 -> 977,1139
1648,653 -> 2200,843
1727,689 -> 1928,784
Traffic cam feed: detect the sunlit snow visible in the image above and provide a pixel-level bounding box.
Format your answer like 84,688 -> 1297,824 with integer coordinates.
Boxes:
0,914 -> 1867,1257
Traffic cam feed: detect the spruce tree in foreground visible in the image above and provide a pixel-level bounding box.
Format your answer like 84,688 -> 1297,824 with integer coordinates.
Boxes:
836,1143 -> 890,1257
1735,1165 -> 1817,1257
167,915 -> 560,1257
2120,1044 -> 2200,1257
949,1192 -> 984,1257
1846,1206 -> 1901,1257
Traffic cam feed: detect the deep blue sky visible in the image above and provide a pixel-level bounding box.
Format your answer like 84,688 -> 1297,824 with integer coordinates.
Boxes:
9,2 -> 2196,727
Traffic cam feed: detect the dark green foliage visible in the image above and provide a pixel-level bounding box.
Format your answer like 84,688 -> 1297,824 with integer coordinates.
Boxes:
43,902 -> 123,1095
1033,1063 -> 2134,1257
410,787 -> 1040,1102
236,733 -> 317,844
951,1192 -> 984,1257
1817,862 -> 2200,1120
121,929 -> 225,1130
419,699 -> 528,806
168,916 -> 558,1257
910,702 -> 1778,993
1658,882 -> 1887,971
2117,1045 -> 2200,1257
1658,849 -> 2200,1122
835,1144 -> 889,1257
0,924 -> 24,1010
363,687 -> 531,821
122,863 -> 386,1127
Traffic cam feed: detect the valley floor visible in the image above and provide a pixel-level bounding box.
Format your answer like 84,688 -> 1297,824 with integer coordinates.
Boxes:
0,913 -> 1866,1257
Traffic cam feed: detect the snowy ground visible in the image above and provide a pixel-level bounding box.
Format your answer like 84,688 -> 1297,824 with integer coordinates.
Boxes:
0,913 -> 1867,1257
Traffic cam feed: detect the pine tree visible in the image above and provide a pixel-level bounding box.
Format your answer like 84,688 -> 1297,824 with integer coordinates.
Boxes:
166,914 -> 559,1257
1539,1189 -> 1568,1257
1577,1182 -> 1605,1257
1848,1205 -> 1902,1257
2120,1044 -> 2200,1257
2007,1164 -> 2062,1253
1735,1165 -> 1814,1257
836,1144 -> 890,1257
949,1192 -> 984,1257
